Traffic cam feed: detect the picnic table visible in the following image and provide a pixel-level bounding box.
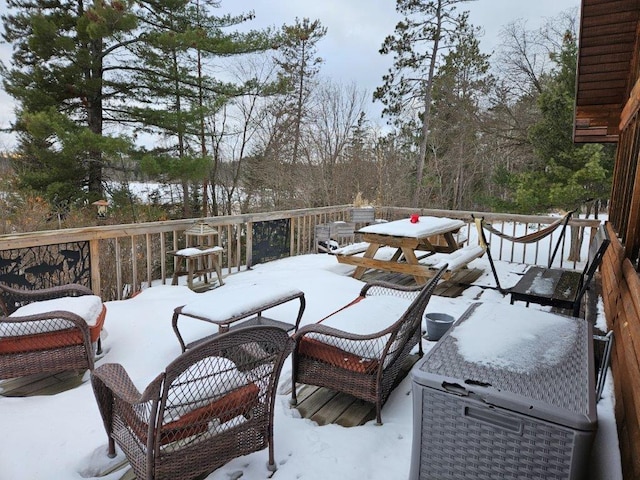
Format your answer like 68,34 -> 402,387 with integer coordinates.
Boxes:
334,216 -> 467,284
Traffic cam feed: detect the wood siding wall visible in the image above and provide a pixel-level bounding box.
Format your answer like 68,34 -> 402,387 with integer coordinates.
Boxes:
610,108 -> 640,265
601,222 -> 640,479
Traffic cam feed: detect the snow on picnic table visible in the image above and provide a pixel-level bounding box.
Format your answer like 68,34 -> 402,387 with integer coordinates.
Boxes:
358,215 -> 465,238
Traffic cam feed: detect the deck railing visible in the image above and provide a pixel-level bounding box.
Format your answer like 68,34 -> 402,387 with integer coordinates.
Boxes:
0,206 -> 601,301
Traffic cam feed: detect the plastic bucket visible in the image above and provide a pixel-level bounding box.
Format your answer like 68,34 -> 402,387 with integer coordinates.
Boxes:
425,313 -> 455,341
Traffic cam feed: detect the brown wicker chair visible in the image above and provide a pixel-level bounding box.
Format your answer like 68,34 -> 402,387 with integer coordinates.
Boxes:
91,325 -> 293,480
290,265 -> 447,425
0,283 -> 106,379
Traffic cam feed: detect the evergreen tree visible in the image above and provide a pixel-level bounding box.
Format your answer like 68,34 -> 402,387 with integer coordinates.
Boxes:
1,0 -> 137,204
2,0 -> 281,213
517,31 -> 613,213
131,0 -> 280,217
375,0 -> 472,207
429,19 -> 493,209
274,17 -> 326,167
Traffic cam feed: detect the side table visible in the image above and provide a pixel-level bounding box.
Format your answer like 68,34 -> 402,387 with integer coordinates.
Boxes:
172,283 -> 306,351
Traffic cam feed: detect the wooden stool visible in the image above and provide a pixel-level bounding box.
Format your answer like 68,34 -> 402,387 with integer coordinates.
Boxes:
171,246 -> 224,290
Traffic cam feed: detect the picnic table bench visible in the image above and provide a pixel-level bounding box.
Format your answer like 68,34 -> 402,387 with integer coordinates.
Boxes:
172,284 -> 305,352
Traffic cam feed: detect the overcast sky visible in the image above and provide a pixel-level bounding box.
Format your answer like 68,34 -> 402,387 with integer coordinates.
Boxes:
0,0 -> 579,150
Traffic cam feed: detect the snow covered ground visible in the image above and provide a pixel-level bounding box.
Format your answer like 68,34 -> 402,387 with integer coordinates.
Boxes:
0,249 -> 621,479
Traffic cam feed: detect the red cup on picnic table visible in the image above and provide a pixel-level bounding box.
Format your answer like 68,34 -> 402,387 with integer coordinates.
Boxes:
410,213 -> 420,223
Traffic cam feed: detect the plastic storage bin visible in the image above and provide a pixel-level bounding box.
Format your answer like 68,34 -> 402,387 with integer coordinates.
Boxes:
409,302 -> 597,480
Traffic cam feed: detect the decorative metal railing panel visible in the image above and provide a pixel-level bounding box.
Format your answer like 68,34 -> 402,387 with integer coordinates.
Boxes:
0,241 -> 91,290
251,219 -> 291,266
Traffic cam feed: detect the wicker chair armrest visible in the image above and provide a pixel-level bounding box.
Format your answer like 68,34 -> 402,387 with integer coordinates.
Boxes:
0,310 -> 92,336
92,363 -> 162,404
295,322 -> 393,344
359,281 -> 423,300
0,284 -> 94,313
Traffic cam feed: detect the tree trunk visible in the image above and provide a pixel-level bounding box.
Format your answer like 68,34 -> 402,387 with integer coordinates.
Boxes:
413,0 -> 443,208
86,30 -> 104,197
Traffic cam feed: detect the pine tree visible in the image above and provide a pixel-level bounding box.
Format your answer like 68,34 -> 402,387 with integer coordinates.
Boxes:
274,18 -> 326,168
429,19 -> 493,209
375,0 -> 472,207
131,0 -> 280,217
518,30 -> 613,213
2,0 -> 281,213
1,0 -> 137,204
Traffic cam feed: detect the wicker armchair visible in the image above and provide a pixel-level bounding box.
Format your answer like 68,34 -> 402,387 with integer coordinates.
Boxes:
291,265 -> 447,425
91,326 -> 293,480
0,283 -> 106,379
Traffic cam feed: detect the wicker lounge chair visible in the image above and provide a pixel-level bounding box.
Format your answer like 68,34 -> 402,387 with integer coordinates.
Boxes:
0,283 -> 106,379
290,265 -> 447,425
91,325 -> 293,480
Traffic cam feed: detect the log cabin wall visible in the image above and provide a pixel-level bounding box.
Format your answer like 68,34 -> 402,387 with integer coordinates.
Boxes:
612,100 -> 640,263
601,222 -> 640,479
609,115 -> 640,248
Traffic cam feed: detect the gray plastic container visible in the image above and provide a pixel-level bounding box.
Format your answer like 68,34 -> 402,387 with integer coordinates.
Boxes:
409,302 -> 597,480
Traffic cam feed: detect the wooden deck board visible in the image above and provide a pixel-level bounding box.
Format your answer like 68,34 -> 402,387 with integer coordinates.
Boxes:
0,370 -> 87,397
310,391 -> 361,426
334,398 -> 376,427
295,386 -> 339,419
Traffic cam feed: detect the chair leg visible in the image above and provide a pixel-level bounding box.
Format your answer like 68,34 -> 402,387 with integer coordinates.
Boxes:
96,337 -> 103,355
595,331 -> 614,402
290,351 -> 299,406
267,443 -> 277,472
107,437 -> 116,458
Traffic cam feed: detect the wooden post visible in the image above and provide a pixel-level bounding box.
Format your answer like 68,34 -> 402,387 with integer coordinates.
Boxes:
146,233 -> 152,288
130,235 -> 137,294
89,238 -> 101,296
290,216 -> 296,257
160,233 -> 166,284
246,221 -> 253,269
115,238 -> 123,299
236,224 -> 241,272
